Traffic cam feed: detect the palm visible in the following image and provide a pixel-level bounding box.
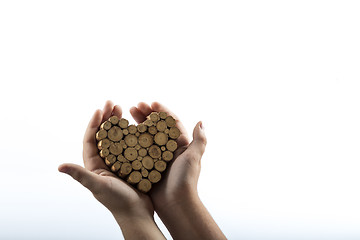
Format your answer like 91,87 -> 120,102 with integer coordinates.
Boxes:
150,147 -> 200,206
129,102 -> 199,210
82,101 -> 153,214
86,156 -> 136,197
94,168 -> 153,214
80,101 -> 196,213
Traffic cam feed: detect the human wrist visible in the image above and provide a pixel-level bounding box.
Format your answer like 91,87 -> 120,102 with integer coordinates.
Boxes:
156,191 -> 226,240
156,188 -> 201,219
154,191 -> 205,240
112,208 -> 153,228
113,211 -> 165,240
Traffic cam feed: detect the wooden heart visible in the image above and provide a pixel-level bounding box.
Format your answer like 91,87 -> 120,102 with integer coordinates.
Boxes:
95,112 -> 180,193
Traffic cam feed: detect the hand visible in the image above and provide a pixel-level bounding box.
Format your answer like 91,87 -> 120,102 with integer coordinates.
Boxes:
131,102 -> 226,240
130,102 -> 207,212
59,101 -> 165,240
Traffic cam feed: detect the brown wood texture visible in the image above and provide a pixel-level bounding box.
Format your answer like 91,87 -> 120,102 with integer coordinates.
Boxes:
96,111 -> 181,193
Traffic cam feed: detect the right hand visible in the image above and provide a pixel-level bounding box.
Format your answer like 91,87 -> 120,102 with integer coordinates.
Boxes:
59,101 -> 154,222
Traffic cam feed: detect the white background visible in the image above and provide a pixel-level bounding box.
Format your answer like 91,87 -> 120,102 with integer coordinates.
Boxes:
0,1 -> 360,239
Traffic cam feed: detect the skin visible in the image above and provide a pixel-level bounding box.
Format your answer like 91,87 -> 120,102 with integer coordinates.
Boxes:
58,101 -> 165,240
59,100 -> 226,240
131,102 -> 227,240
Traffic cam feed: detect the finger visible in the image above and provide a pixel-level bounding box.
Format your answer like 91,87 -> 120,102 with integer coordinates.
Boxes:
150,101 -> 190,147
185,121 -> 207,161
102,100 -> 114,122
112,105 -> 122,119
137,102 -> 153,117
83,109 -> 107,171
151,102 -> 180,120
58,163 -> 102,194
83,109 -> 103,153
130,106 -> 147,123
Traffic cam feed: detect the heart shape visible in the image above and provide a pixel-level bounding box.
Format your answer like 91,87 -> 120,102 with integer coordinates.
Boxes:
95,112 -> 180,193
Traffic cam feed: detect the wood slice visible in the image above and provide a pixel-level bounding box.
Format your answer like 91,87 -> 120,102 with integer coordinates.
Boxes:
97,138 -> 111,150
124,147 -> 138,161
117,155 -> 127,163
162,150 -> 174,161
165,116 -> 176,127
148,126 -> 158,135
119,118 -> 129,128
100,121 -> 112,130
128,125 -> 137,134
127,171 -> 142,184
138,148 -> 147,157
105,154 -> 116,166
149,112 -> 160,122
159,112 -> 167,119
119,140 -> 127,148
166,140 -> 178,152
109,142 -> 123,155
97,112 -> 182,193
148,145 -> 161,158
124,134 -> 138,147
148,170 -> 161,183
154,132 -> 168,146
137,123 -> 147,133
144,119 -> 154,127
141,168 -> 149,177
119,162 -> 132,177
100,148 -> 109,158
108,126 -> 123,142
111,161 -> 122,172
142,156 -> 154,170
109,116 -> 119,125
96,129 -> 107,141
138,179 -> 152,193
132,160 -> 142,171
156,120 -> 167,132
138,133 -> 153,148
154,160 -> 167,172
169,127 -> 180,139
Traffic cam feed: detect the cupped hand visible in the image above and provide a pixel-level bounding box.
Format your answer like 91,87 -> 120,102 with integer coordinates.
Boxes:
58,101 -> 153,219
130,102 -> 207,213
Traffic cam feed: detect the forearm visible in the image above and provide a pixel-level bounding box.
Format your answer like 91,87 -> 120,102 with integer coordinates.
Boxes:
157,194 -> 226,240
113,213 -> 166,240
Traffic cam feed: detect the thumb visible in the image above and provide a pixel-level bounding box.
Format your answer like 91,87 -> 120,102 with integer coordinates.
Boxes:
186,121 -> 207,160
58,163 -> 101,194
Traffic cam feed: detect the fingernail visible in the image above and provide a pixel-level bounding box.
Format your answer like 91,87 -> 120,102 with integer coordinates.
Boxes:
58,166 -> 69,174
200,121 -> 204,130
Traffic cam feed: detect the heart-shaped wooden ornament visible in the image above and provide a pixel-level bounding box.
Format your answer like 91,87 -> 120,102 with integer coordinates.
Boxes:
95,112 -> 180,193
